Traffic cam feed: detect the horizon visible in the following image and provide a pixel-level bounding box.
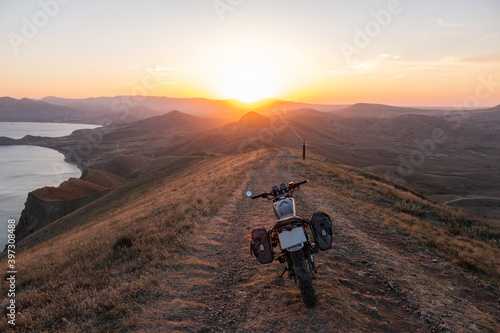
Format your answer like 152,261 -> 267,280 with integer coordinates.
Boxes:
1,1 -> 500,107
3,95 -> 499,111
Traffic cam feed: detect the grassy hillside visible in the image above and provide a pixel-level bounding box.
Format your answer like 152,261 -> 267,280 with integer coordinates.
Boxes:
2,148 -> 500,332
289,152 -> 500,281
1,150 -> 270,332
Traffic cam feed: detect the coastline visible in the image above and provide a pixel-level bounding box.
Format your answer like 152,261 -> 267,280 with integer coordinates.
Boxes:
0,122 -> 100,249
0,138 -> 87,173
0,144 -> 84,248
49,145 -> 87,174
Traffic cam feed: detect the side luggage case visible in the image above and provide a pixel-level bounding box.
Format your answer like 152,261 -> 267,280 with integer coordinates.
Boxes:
250,227 -> 274,264
309,212 -> 333,251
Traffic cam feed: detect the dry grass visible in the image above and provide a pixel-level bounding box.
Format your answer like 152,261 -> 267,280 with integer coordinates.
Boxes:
0,150 -> 268,332
3,147 -> 499,331
288,150 -> 500,283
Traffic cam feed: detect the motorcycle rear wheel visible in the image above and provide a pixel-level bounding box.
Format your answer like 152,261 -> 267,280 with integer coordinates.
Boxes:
290,249 -> 318,307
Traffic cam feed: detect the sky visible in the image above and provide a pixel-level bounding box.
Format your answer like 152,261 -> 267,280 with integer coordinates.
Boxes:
1,0 -> 499,107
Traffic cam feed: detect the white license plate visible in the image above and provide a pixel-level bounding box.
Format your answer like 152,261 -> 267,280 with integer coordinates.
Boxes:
278,227 -> 307,250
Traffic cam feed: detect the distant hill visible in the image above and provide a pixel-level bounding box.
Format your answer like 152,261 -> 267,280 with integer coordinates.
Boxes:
120,110 -> 225,134
335,103 -> 445,118
466,104 -> 500,131
0,97 -> 100,124
0,96 -> 171,125
40,95 -> 350,121
41,96 -> 167,122
149,111 -> 318,156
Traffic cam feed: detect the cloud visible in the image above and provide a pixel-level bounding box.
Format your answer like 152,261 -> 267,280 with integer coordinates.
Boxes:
436,19 -> 469,27
378,53 -> 401,60
347,53 -> 402,73
452,54 -> 500,65
479,33 -> 499,41
350,61 -> 376,73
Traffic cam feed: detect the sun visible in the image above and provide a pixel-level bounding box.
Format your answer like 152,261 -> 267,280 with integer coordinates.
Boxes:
219,61 -> 279,104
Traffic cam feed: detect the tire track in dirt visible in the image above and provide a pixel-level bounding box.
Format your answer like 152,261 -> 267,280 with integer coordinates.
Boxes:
197,149 -> 350,332
198,149 -> 300,332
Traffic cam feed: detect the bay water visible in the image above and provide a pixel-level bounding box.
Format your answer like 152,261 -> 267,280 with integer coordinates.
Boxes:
0,122 -> 99,248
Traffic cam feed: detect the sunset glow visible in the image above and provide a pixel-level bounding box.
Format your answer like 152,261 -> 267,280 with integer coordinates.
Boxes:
0,0 -> 499,106
218,62 -> 278,104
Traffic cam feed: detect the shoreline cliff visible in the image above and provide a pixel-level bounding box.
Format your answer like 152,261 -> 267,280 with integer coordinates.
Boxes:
1,136 -> 130,245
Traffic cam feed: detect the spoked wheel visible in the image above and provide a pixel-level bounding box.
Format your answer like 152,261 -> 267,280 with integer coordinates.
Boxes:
289,249 -> 318,307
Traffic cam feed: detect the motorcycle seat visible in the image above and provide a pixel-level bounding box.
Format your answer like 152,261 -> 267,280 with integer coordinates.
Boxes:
273,216 -> 304,231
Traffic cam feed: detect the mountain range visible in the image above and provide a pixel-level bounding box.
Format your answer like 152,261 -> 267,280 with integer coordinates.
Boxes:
0,95 -> 347,124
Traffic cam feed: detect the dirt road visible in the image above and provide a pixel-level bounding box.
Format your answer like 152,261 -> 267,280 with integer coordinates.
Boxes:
139,149 -> 500,332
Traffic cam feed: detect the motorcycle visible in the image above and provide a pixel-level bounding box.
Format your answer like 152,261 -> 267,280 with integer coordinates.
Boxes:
247,180 -> 332,307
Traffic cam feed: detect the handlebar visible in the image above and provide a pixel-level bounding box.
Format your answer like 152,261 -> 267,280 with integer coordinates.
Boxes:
250,193 -> 267,199
291,180 -> 308,188
249,180 -> 308,200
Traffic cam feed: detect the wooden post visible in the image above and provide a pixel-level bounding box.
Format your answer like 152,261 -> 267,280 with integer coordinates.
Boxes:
302,140 -> 306,160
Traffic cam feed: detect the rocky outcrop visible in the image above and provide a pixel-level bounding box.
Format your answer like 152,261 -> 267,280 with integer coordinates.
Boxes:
15,189 -> 111,241
0,136 -> 20,145
13,173 -> 126,242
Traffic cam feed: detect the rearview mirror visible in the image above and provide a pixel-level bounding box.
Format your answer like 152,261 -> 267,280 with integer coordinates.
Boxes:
246,191 -> 252,197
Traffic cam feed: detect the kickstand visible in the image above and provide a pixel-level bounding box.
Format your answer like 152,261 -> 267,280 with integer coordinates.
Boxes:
278,267 -> 287,278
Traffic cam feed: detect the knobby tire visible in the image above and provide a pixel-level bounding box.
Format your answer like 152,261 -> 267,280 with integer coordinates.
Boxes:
290,249 -> 318,307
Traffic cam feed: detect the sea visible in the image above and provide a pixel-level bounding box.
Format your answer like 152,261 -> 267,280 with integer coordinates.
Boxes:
0,122 -> 99,249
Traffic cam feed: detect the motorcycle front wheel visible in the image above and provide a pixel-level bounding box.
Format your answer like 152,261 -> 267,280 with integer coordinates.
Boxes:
289,249 -> 318,307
